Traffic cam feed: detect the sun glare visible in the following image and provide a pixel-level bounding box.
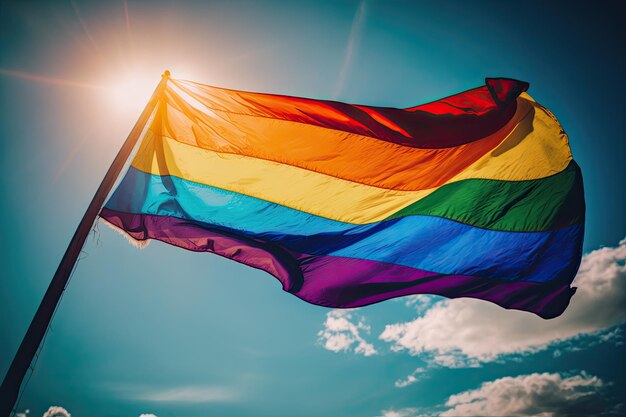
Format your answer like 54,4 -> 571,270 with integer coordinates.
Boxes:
103,70 -> 161,117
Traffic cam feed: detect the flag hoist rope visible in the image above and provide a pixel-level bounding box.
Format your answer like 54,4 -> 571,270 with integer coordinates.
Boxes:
0,70 -> 171,417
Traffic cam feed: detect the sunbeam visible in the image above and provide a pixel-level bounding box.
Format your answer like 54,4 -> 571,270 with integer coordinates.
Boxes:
123,0 -> 132,41
333,0 -> 368,99
122,0 -> 135,63
0,68 -> 103,89
70,0 -> 101,54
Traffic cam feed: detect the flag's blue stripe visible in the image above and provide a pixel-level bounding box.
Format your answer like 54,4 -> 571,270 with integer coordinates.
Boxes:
105,167 -> 583,283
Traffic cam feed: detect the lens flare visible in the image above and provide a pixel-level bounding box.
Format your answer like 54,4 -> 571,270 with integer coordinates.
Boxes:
103,70 -> 161,116
0,68 -> 102,89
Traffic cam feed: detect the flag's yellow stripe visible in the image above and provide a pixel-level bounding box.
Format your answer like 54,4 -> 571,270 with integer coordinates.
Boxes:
130,94 -> 572,224
449,93 -> 572,183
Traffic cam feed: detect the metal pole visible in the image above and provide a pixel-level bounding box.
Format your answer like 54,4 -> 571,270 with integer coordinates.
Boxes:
0,70 -> 171,417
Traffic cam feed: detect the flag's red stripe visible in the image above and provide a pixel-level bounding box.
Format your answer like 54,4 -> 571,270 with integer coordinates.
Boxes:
172,78 -> 528,148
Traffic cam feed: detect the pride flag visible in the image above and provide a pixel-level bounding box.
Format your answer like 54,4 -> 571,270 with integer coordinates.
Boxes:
100,77 -> 584,318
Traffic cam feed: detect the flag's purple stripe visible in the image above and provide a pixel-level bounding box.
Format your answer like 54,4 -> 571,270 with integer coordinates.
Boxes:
100,209 -> 575,318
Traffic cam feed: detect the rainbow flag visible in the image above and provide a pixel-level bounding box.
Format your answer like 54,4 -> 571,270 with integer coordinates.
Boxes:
100,77 -> 584,318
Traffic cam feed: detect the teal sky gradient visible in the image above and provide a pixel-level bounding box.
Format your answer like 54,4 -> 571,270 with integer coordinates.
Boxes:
1,1 -> 625,416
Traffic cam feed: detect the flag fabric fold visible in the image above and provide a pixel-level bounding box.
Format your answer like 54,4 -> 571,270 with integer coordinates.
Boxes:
100,77 -> 584,318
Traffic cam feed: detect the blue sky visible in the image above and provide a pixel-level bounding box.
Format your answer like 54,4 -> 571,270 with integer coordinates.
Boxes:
1,1 -> 625,416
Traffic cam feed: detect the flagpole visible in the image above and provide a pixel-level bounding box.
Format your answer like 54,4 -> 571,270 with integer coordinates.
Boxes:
0,70 -> 171,417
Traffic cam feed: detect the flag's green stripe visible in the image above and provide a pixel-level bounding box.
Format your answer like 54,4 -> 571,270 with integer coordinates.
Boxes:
387,161 -> 582,231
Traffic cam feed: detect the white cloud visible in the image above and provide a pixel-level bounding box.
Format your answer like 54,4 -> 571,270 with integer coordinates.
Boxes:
139,414 -> 158,417
380,239 -> 626,366
42,407 -> 71,417
403,295 -> 436,314
394,367 -> 427,388
137,386 -> 236,403
318,309 -> 377,356
440,372 -> 610,417
374,408 -> 419,417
